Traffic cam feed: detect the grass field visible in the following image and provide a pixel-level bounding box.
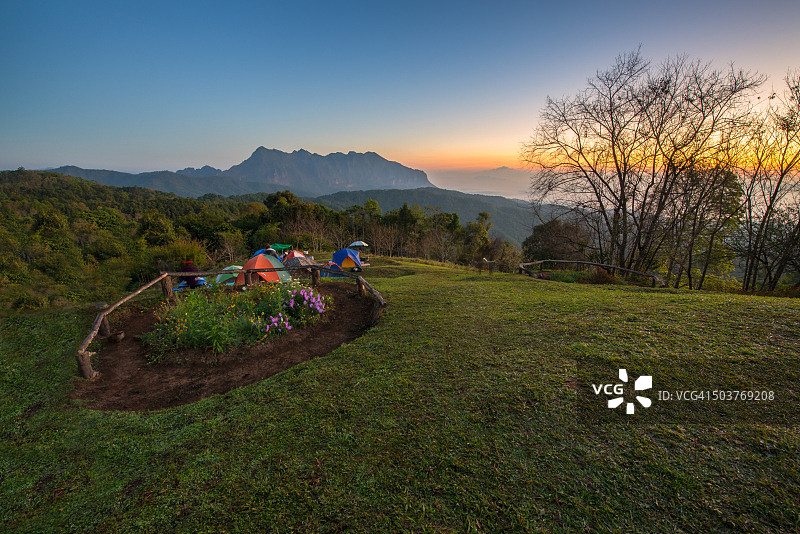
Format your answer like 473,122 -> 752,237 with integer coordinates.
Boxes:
2,258 -> 799,532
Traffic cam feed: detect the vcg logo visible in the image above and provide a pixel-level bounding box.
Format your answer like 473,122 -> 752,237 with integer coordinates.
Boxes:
591,369 -> 652,414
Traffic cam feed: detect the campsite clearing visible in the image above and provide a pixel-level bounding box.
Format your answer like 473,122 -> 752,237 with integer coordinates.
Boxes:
71,282 -> 370,411
2,258 -> 799,532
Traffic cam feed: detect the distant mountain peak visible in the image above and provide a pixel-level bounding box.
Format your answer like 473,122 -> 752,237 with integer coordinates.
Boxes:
219,147 -> 433,195
177,165 -> 222,178
50,147 -> 434,198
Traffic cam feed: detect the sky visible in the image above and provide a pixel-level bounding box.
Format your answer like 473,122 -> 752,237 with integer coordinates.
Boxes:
2,0 -> 799,183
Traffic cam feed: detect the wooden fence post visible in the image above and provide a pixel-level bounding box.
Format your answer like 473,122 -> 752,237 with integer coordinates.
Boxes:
312,268 -> 320,287
76,350 -> 98,379
357,278 -> 367,297
99,315 -> 111,337
160,274 -> 174,302
244,271 -> 253,286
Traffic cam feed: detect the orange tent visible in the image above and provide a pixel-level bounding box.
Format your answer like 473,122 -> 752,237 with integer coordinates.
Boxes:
235,254 -> 290,285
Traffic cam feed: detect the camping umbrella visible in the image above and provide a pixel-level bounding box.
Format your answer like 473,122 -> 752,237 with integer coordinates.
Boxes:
215,265 -> 242,286
235,254 -> 291,285
270,244 -> 292,251
349,241 -> 368,247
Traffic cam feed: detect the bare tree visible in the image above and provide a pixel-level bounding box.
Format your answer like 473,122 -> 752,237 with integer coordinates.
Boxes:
523,49 -> 762,278
216,230 -> 245,264
735,71 -> 800,290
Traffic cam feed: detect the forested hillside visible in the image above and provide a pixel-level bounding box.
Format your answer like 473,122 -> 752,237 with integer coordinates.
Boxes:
0,169 -> 521,312
312,187 -> 550,246
52,165 -> 276,198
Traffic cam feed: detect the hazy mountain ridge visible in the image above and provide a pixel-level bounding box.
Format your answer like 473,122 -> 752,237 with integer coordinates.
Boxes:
50,165 -> 285,198
47,150 -> 543,244
52,147 -> 433,198
220,148 -> 432,194
177,165 -> 223,178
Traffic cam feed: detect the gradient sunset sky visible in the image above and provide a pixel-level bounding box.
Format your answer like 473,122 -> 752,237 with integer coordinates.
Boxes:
2,0 -> 798,175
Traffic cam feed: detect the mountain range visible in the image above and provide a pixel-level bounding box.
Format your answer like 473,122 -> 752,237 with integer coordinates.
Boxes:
52,147 -> 432,198
47,147 -> 544,244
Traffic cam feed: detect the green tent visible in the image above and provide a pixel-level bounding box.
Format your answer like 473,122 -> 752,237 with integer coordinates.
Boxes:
215,265 -> 242,286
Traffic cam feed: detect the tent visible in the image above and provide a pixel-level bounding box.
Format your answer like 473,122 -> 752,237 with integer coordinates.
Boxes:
349,241 -> 368,247
235,254 -> 291,285
283,251 -> 317,279
252,248 -> 280,259
174,278 -> 207,290
331,248 -> 362,270
215,265 -> 242,286
320,261 -> 346,277
283,250 -> 307,262
271,244 -> 292,252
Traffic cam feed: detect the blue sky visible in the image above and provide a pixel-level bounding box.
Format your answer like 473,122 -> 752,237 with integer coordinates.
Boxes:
1,0 -> 798,175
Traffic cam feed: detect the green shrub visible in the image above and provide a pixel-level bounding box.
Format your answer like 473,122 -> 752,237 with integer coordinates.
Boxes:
549,270 -> 586,283
141,281 -> 330,360
128,238 -> 210,287
697,274 -> 741,293
548,268 -> 622,285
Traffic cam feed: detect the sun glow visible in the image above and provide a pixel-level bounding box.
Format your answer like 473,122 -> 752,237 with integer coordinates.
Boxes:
399,150 -> 521,172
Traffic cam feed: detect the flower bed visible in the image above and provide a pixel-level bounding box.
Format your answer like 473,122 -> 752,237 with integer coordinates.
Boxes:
142,282 -> 330,361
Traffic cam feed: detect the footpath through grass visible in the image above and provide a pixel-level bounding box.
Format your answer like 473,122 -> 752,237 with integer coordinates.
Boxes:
2,258 -> 799,532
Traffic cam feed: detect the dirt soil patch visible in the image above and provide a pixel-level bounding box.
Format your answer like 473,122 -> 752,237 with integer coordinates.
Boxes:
71,283 -> 378,412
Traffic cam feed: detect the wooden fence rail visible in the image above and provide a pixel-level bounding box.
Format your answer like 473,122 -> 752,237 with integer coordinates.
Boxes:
76,264 -> 387,379
518,259 -> 666,288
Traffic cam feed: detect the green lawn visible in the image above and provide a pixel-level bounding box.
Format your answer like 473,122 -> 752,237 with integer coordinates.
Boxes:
2,258 -> 799,532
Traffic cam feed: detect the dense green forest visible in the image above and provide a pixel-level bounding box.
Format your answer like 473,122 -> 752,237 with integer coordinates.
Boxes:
0,169 -> 521,312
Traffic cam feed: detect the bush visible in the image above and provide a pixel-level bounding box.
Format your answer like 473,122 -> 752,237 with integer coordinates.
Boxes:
548,270 -> 586,283
128,238 -> 210,287
548,268 -> 620,285
142,282 -> 330,360
695,274 -> 741,293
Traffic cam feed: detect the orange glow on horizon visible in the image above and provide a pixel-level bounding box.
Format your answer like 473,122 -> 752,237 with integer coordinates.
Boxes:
399,150 -> 523,172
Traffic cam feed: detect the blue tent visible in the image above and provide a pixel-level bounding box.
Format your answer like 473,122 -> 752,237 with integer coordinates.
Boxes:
174,278 -> 207,291
320,261 -> 346,277
331,248 -> 362,270
252,248 -> 279,258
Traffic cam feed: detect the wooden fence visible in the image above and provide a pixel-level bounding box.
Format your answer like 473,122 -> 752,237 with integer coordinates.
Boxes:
76,265 -> 387,379
518,259 -> 666,288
